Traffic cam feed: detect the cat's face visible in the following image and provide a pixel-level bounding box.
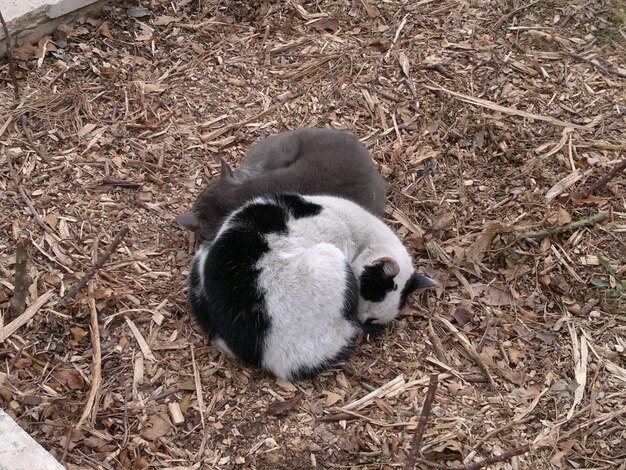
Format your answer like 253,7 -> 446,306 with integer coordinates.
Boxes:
356,255 -> 436,330
175,160 -> 240,241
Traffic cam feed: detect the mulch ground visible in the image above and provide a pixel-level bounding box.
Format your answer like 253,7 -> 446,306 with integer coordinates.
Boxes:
1,0 -> 625,469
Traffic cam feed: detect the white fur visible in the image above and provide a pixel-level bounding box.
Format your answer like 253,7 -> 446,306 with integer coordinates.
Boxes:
265,195 -> 416,326
192,194 -> 416,379
256,241 -> 358,378
213,337 -> 236,359
190,243 -> 210,300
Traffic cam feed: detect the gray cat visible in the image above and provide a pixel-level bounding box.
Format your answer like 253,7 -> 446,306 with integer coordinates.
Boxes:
176,128 -> 386,241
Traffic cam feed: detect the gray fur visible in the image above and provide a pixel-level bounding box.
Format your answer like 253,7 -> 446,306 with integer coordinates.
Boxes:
177,128 -> 386,240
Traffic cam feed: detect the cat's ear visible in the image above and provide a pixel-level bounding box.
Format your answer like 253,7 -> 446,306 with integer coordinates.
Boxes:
219,158 -> 234,180
371,256 -> 400,278
175,212 -> 200,231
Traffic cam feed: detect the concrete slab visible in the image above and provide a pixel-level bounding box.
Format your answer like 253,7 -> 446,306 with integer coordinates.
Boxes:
0,0 -> 105,57
0,408 -> 65,470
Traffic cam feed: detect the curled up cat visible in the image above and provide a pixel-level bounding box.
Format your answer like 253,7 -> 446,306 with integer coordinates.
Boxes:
188,193 -> 436,380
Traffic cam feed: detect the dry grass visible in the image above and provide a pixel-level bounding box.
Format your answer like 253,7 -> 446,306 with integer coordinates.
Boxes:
1,0 -> 625,468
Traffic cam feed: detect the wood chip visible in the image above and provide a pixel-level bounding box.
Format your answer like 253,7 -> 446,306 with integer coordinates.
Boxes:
125,317 -> 156,362
0,291 -> 53,341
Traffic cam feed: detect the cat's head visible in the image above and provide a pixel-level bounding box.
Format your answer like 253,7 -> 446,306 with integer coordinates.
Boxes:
175,159 -> 240,241
355,247 -> 436,332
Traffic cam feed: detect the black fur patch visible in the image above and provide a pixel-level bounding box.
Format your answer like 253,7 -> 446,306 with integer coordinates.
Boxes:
189,199 -> 291,367
359,264 -> 396,303
238,199 -> 290,235
398,272 -> 420,310
276,194 -> 323,219
342,263 -> 360,321
291,262 -> 359,380
291,343 -> 356,381
360,319 -> 387,336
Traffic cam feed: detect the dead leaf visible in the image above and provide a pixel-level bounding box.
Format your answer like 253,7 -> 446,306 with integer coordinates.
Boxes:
557,208 -> 571,225
429,211 -> 455,232
70,326 -> 88,346
547,208 -> 572,225
180,393 -> 192,413
369,39 -> 389,52
99,21 -> 112,39
466,223 -> 511,264
13,43 -> 38,59
508,346 -> 524,366
141,413 -> 172,440
499,366 -> 526,385
540,274 -> 571,295
0,386 -> 13,401
66,370 -> 85,390
84,436 -> 109,448
550,450 -> 566,468
471,284 -> 523,306
153,15 -> 180,26
78,123 -> 97,138
310,18 -> 340,33
536,331 -> 557,344
577,194 -> 610,206
453,307 -> 472,327
361,0 -> 381,18
68,26 -> 90,37
13,357 -> 32,369
324,391 -> 343,407
266,394 -> 302,416
479,346 -> 499,365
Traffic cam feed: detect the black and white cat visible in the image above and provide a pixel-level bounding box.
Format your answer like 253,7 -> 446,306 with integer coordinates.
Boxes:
176,128 -> 386,241
189,193 -> 436,380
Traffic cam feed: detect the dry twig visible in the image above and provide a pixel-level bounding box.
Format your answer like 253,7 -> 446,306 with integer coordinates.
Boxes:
465,444 -> 531,470
317,412 -> 358,423
435,316 -> 497,389
583,158 -> 626,197
101,176 -> 143,188
521,213 -> 607,239
4,146 -> 56,235
426,84 -> 593,129
405,373 -> 439,470
494,0 -> 540,29
77,282 -> 103,429
8,240 -> 29,316
58,226 -> 129,306
564,50 -> 626,79
427,320 -> 447,364
19,115 -> 52,165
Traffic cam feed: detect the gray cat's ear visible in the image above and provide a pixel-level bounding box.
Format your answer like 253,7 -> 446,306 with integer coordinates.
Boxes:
219,158 -> 234,180
175,212 -> 200,231
371,256 -> 400,278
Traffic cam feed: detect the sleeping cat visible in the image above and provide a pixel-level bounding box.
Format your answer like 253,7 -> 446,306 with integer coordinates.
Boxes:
177,128 -> 386,241
189,193 -> 436,380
